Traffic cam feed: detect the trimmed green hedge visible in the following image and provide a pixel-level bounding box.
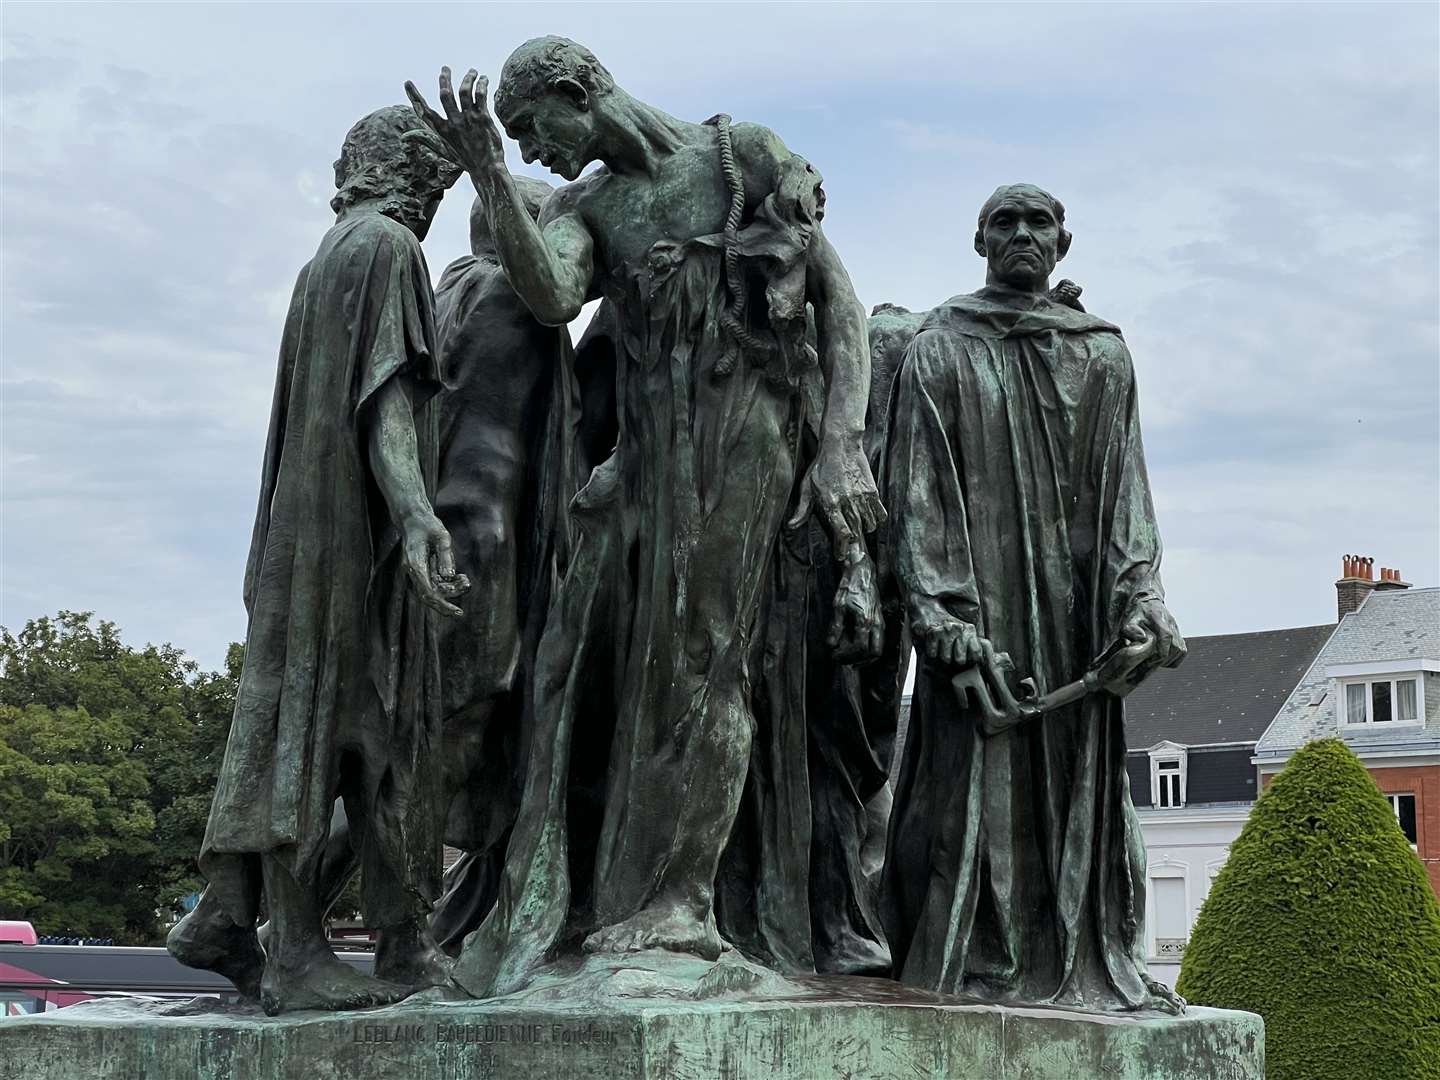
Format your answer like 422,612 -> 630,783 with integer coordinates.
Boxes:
1177,738 -> 1440,1079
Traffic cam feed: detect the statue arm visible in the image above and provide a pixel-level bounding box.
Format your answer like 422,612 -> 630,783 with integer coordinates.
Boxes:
366,377 -> 468,617
472,171 -> 593,326
794,228 -> 886,552
406,68 -> 592,325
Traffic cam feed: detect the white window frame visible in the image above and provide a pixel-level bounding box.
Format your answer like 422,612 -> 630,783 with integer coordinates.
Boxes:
1145,858 -> 1191,962
1386,792 -> 1419,851
1147,742 -> 1188,808
1336,673 -> 1425,729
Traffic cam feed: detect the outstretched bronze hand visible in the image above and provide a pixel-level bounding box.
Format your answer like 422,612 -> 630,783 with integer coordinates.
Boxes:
405,67 -> 505,177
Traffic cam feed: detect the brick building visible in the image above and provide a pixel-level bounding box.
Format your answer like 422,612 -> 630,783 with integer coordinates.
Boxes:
1124,555 -> 1435,985
1254,561 -> 1439,893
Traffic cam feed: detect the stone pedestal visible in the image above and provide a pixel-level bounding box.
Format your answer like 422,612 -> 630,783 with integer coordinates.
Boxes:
0,952 -> 1263,1080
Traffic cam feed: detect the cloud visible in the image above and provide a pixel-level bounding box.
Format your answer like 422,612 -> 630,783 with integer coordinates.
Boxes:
2,3 -> 1436,670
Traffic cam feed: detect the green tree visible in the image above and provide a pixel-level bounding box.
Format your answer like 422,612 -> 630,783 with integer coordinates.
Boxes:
1177,738 -> 1440,1080
0,612 -> 239,942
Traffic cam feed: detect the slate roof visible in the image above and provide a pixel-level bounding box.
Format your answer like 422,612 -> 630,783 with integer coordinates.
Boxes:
1123,623 -> 1336,751
1256,587 -> 1440,756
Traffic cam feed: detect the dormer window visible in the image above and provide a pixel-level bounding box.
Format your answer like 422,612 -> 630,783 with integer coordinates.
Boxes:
1156,759 -> 1183,807
1340,675 -> 1421,727
1146,743 -> 1188,808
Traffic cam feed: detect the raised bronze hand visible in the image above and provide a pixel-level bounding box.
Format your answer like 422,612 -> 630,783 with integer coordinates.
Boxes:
405,67 -> 505,177
1048,278 -> 1085,311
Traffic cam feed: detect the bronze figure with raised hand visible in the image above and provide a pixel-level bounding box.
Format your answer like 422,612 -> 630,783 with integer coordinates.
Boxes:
881,183 -> 1187,1014
406,37 -> 882,996
167,106 -> 467,1014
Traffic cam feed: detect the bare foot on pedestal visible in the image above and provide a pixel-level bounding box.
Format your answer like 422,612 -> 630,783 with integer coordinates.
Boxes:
259,947 -> 413,1016
582,900 -> 725,961
375,920 -> 455,991
167,902 -> 265,1001
1143,975 -> 1187,1015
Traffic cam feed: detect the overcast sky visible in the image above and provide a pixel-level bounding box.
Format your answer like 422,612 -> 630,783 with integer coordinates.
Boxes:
3,3 -> 1437,671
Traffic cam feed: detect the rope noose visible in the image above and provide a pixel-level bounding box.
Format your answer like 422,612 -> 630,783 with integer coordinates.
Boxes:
714,114 -> 764,376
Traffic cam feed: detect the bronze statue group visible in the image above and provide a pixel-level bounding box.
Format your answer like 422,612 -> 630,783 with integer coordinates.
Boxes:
169,36 -> 1188,1018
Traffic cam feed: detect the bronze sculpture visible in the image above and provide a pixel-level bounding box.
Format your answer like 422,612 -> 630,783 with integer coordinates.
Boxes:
406,36 -> 883,996
880,183 -> 1188,1013
167,106 -> 467,1014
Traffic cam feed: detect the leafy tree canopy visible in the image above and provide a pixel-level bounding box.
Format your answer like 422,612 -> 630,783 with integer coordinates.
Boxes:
0,611 -> 240,943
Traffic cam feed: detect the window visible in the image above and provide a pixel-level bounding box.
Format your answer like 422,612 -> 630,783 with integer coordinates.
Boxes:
1388,793 -> 1418,849
1346,682 -> 1366,724
1156,758 -> 1183,808
1151,875 -> 1188,958
1397,679 -> 1419,722
1146,743 -> 1188,808
1340,676 -> 1423,726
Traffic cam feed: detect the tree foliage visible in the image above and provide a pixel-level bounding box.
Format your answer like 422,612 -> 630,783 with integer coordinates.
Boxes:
0,611 -> 240,943
1177,737 -> 1440,1080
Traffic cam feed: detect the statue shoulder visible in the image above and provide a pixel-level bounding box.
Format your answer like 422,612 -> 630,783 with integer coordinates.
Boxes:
537,171 -> 606,229
728,121 -> 814,189
324,210 -> 423,268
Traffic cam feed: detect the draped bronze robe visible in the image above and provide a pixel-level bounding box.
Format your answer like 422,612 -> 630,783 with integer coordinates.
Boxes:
881,285 -> 1165,1011
200,209 -> 444,929
452,145 -> 824,998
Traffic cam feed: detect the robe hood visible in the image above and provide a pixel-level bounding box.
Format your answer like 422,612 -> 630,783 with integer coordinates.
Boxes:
920,285 -> 1120,340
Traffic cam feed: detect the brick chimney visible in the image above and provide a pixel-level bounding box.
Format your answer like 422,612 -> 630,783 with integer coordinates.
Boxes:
1374,565 -> 1412,594
1336,554 -> 1375,618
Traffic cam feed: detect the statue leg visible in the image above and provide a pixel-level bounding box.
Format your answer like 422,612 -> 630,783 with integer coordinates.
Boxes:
342,751 -> 454,992
166,883 -> 265,1000
583,666 -> 751,961
584,408 -> 793,961
256,852 -> 410,1015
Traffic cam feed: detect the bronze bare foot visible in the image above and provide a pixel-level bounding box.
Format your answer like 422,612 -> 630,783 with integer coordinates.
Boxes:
259,946 -> 413,1016
375,919 -> 455,991
582,900 -> 725,961
1143,974 -> 1187,1015
167,898 -> 265,1001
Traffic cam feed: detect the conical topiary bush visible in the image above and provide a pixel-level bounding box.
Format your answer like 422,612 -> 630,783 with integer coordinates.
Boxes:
1177,737 -> 1440,1080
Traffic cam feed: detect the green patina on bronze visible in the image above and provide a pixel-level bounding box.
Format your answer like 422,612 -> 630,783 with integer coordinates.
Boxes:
405,35 -> 885,998
879,183 -> 1189,1013
108,32 -> 1268,1077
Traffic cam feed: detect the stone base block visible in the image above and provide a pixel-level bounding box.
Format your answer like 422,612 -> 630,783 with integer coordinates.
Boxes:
0,956 -> 1263,1080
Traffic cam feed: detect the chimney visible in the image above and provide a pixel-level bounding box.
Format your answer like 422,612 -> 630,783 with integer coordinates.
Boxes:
1335,554 -> 1375,619
1374,566 -> 1412,594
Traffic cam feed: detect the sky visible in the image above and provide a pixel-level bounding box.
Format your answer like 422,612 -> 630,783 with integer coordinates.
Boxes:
2,2 -> 1437,672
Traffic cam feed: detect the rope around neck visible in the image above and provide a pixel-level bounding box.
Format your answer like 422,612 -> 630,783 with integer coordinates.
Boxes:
714,114 -> 766,376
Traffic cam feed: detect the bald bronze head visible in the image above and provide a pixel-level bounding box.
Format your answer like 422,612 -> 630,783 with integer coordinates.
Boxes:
974,183 -> 1072,293
494,36 -> 615,181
